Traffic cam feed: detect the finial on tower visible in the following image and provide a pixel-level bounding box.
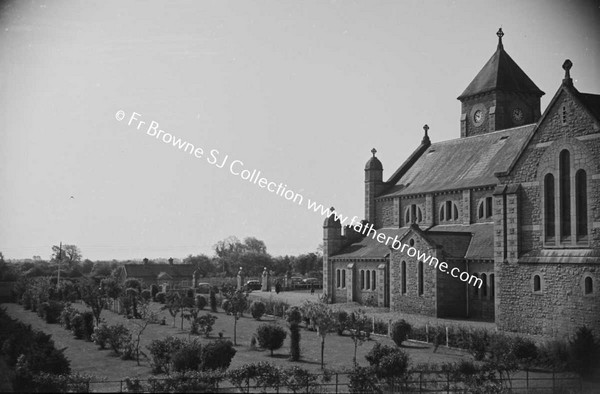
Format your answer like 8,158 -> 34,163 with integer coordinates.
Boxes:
371,148 -> 377,157
497,28 -> 504,50
562,59 -> 573,85
422,124 -> 431,145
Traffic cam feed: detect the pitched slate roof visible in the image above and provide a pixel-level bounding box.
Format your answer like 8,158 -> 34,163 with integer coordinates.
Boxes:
330,223 -> 494,261
458,45 -> 544,99
578,93 -> 600,122
380,125 -> 535,197
123,264 -> 196,280
330,228 -> 408,260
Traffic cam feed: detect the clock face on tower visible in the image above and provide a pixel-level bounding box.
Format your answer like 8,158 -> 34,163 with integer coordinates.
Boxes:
511,108 -> 524,124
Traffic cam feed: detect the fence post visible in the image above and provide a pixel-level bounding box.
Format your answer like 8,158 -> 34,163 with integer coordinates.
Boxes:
419,372 -> 422,394
445,326 -> 449,347
446,371 -> 450,394
526,369 -> 529,391
426,324 -> 429,342
372,316 -> 375,333
552,370 -> 556,392
388,319 -> 391,337
335,373 -> 339,394
120,380 -> 123,393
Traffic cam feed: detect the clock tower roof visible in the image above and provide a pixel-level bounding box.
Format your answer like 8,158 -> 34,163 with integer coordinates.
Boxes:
458,29 -> 545,100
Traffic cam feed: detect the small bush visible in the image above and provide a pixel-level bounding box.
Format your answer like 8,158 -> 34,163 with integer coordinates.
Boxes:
537,339 -> 570,370
150,284 -> 159,300
192,313 -> 217,338
91,324 -> 110,349
289,322 -> 301,361
60,305 -> 77,330
147,336 -> 186,375
391,320 -> 411,347
200,340 -> 237,371
106,324 -> 132,356
285,306 -> 302,325
468,328 -> 490,361
512,337 -> 538,365
195,295 -> 207,310
373,320 -> 388,335
155,292 -> 166,304
186,288 -> 194,298
250,301 -> 266,320
365,343 -> 409,382
256,324 -> 287,356
172,340 -> 203,372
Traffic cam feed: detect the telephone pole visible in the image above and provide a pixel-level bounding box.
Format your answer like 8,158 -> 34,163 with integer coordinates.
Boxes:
56,242 -> 62,288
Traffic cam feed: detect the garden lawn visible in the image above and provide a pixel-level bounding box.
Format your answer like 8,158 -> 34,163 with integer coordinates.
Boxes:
2,301 -> 471,390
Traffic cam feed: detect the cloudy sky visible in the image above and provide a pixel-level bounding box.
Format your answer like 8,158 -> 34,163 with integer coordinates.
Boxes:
0,0 -> 598,261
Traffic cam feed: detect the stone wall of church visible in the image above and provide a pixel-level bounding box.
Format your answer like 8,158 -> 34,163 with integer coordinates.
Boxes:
437,260 -> 468,318
471,189 -> 495,224
375,198 -> 394,228
352,262 -> 381,305
496,88 -> 600,338
399,196 -> 426,227
332,261 -> 349,303
389,236 -> 436,316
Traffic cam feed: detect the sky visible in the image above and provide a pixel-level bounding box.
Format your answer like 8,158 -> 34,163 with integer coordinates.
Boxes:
0,0 -> 599,261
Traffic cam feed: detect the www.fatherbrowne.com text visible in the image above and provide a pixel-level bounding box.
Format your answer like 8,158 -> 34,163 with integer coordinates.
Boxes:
116,110 -> 482,289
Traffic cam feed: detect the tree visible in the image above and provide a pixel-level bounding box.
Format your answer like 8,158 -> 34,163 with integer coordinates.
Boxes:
183,254 -> 216,277
130,296 -> 157,366
51,245 -> 82,267
347,310 -> 372,365
223,289 -> 248,346
78,278 -> 107,327
81,259 -> 94,274
256,324 -> 287,356
293,253 -> 319,276
163,293 -> 182,327
301,300 -> 337,368
243,237 -> 267,254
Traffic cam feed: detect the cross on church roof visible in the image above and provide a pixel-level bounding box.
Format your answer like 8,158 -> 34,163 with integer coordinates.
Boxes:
562,59 -> 573,84
423,124 -> 429,137
371,148 -> 377,157
497,28 -> 504,50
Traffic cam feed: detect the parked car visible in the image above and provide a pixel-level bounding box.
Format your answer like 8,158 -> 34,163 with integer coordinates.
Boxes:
245,280 -> 261,291
302,278 -> 322,289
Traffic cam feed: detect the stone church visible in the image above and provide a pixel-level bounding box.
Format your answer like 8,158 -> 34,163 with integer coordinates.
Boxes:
322,29 -> 600,338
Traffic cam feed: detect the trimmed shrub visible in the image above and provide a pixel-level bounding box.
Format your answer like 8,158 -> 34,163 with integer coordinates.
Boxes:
336,310 -> 349,335
285,306 -> 303,325
140,289 -> 152,301
44,301 -> 64,324
365,343 -> 409,382
209,289 -> 218,312
256,324 -> 287,356
186,288 -> 194,298
195,295 -> 207,310
105,324 -> 132,356
150,284 -> 159,300
60,305 -> 77,330
172,340 -> 203,372
537,339 -> 570,370
200,340 -> 236,371
155,292 -> 167,304
221,299 -> 232,315
468,328 -> 490,361
250,301 -> 266,320
289,322 -> 301,361
391,320 -> 411,347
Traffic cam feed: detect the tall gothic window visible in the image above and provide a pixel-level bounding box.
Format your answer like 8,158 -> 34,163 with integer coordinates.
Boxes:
342,270 -> 346,288
405,204 -> 423,225
559,150 -> 571,240
481,273 -> 488,297
576,169 -> 588,240
490,273 -> 495,299
366,270 -> 371,290
401,261 -> 407,294
544,173 -> 555,242
372,270 -> 377,290
336,269 -> 341,288
360,270 -> 365,290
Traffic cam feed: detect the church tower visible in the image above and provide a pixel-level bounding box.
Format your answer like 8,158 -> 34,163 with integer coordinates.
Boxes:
365,148 -> 384,224
458,29 -> 545,137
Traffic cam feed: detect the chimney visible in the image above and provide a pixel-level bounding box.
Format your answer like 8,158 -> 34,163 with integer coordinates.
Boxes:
168,257 -> 174,265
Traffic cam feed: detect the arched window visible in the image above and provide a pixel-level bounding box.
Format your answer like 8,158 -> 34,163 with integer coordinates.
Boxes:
440,201 -> 458,222
533,275 -> 541,292
440,204 -> 445,221
490,273 -> 495,299
401,261 -> 407,294
486,197 -> 492,218
453,204 -> 459,220
336,269 -> 340,288
473,273 -> 479,297
544,173 -> 556,242
405,204 -> 423,225
342,270 -> 346,288
584,276 -> 593,295
372,270 -> 376,290
418,261 -> 424,296
481,273 -> 488,297
478,201 -> 484,219
576,169 -> 588,240
360,270 -> 365,290
366,270 -> 371,290
559,150 -> 571,240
